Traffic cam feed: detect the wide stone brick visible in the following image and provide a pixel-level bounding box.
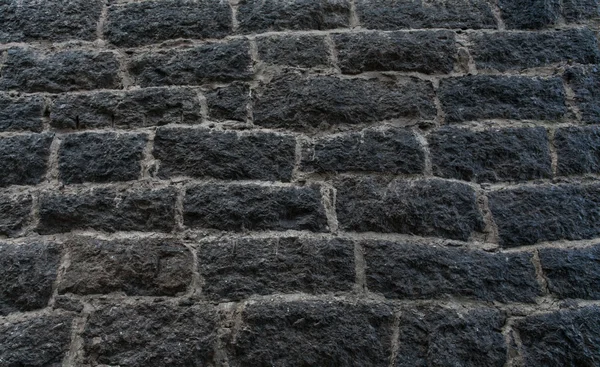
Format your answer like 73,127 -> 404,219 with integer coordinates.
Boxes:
59,237 -> 192,296
105,0 -> 232,47
253,74 -> 436,130
428,126 -> 552,182
228,300 -> 393,366
50,87 -> 202,130
0,133 -> 53,187
555,126 -> 600,175
154,128 -> 295,181
498,0 -> 561,29
184,183 -> 328,232
129,40 -> 252,87
257,35 -> 330,68
515,306 -> 600,366
0,94 -> 45,132
539,244 -> 600,299
198,237 -> 355,301
82,303 -> 218,367
336,177 -> 484,241
334,31 -> 456,74
395,306 -> 507,367
565,65 -> 600,123
364,240 -> 541,303
205,83 -> 249,122
237,0 -> 350,33
470,29 -> 600,71
58,132 -> 147,184
0,0 -> 102,43
439,76 -> 566,122
0,48 -> 121,93
300,127 -> 425,174
489,183 -> 600,247
0,242 -> 61,315
38,186 -> 177,234
355,0 -> 496,30
563,0 -> 600,22
0,192 -> 32,236
0,313 -> 74,367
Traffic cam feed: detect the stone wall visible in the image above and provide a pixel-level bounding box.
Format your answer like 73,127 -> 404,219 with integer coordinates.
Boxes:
1,0 -> 600,366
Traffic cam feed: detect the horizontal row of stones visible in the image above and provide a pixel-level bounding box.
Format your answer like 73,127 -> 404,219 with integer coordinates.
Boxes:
1,0 -> 598,47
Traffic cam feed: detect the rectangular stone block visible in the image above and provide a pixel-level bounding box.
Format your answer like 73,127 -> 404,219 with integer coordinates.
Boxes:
184,183 -> 328,232
38,185 -> 177,234
439,76 -> 566,122
257,35 -> 330,68
105,0 -> 232,47
205,82 -> 249,122
0,192 -> 32,236
563,0 -> 600,22
335,177 -> 484,241
364,241 -> 541,303
428,126 -> 552,182
154,128 -> 295,181
253,74 -> 436,131
565,65 -> 600,124
555,126 -> 600,175
198,237 -> 355,301
0,133 -> 53,187
489,183 -> 600,247
498,0 -> 561,29
334,30 -> 456,74
0,94 -> 45,132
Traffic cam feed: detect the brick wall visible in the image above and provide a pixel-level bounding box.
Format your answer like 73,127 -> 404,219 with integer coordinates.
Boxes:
1,0 -> 600,366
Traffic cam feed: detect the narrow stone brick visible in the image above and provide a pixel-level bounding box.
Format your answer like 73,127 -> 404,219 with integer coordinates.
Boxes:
198,237 -> 355,301
0,94 -> 45,132
0,48 -> 121,93
355,0 -> 496,30
105,0 -> 232,47
364,241 -> 541,303
50,87 -> 202,130
334,31 -> 457,74
539,244 -> 600,299
470,29 -> 600,71
228,300 -> 393,366
300,127 -> 425,174
205,83 -> 249,122
38,186 -> 177,234
563,0 -> 600,22
0,133 -> 53,187
0,0 -> 102,43
82,303 -> 218,367
253,74 -> 436,131
428,126 -> 552,183
489,183 -> 600,247
336,177 -> 484,241
154,128 -> 295,181
564,65 -> 600,124
129,40 -> 252,87
0,242 -> 61,315
237,0 -> 350,33
555,126 -> 600,175
0,313 -> 74,367
0,192 -> 32,237
515,306 -> 600,366
184,183 -> 328,232
439,76 -> 566,122
498,0 -> 561,29
395,306 -> 507,367
59,237 -> 192,296
257,35 -> 330,68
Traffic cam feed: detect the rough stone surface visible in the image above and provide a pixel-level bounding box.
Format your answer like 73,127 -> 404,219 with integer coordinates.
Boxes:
439,76 -> 566,122
154,128 -> 295,181
257,35 -> 330,68
58,132 -> 147,184
205,83 -> 249,122
428,126 -> 552,182
336,177 -> 484,241
0,192 -> 32,236
59,237 -> 192,296
105,0 -> 232,47
515,306 -> 600,366
364,240 -> 541,303
300,127 -> 425,174
498,0 -> 561,29
334,30 -> 456,74
253,74 -> 436,130
0,242 -> 61,315
565,65 -> 600,123
184,183 -> 328,232
82,303 -> 218,367
563,0 -> 600,21
198,237 -> 355,301
0,94 -> 45,132
555,126 -> 600,175
0,313 -> 74,367
228,300 -> 394,366
0,133 -> 53,187
489,183 -> 600,247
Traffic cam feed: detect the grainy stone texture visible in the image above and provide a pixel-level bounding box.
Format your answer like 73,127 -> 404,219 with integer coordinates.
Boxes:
555,126 -> 600,175
0,94 -> 45,132
0,192 -> 32,236
563,0 -> 600,21
0,133 -> 53,187
498,0 -> 561,29
257,35 -> 330,68
205,83 -> 249,122
198,237 -> 355,301
564,65 -> 600,123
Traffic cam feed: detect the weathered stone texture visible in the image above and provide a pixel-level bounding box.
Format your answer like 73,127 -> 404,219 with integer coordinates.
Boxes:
0,133 -> 53,187
565,65 -> 600,123
257,35 -> 330,68
0,192 -> 32,236
0,94 -> 45,132
498,0 -> 562,29
555,126 -> 600,175
205,83 -> 249,122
